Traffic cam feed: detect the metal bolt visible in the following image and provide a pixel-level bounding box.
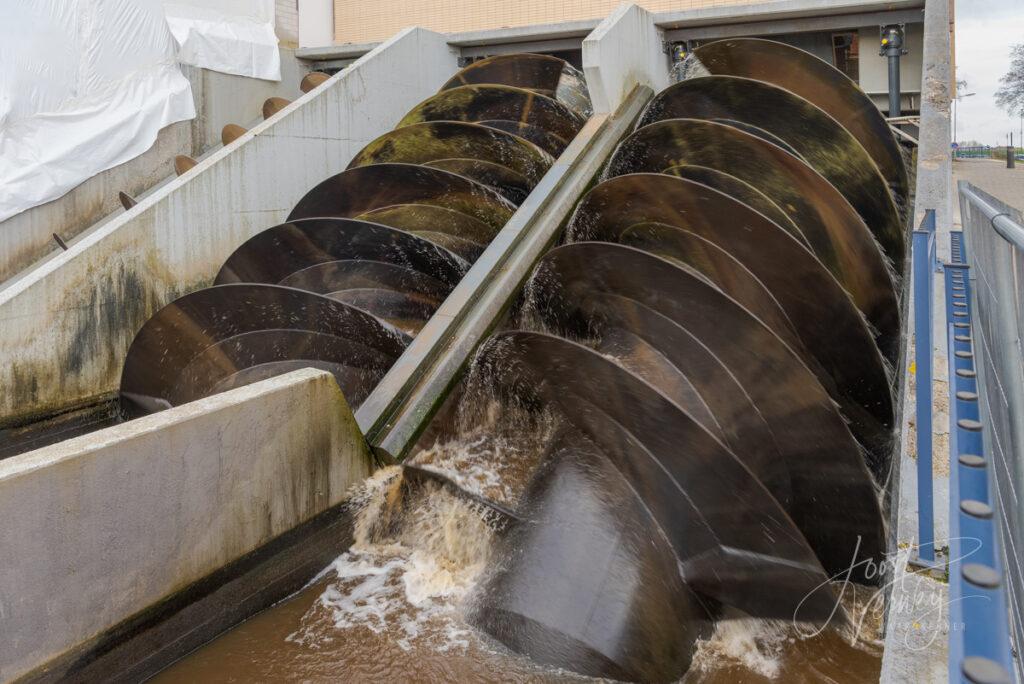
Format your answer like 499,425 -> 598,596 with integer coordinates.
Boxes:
958,418 -> 983,431
962,563 -> 1001,589
957,390 -> 978,401
962,656 -> 1011,684
959,454 -> 986,468
961,499 -> 994,519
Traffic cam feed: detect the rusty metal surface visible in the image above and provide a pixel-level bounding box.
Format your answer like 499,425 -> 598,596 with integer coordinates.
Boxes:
471,436 -> 713,682
485,330 -> 842,617
215,218 -> 467,288
119,284 -> 409,417
477,119 -> 569,157
441,53 -> 592,119
690,38 -> 910,206
529,243 -> 887,573
347,121 -> 554,204
398,85 -> 585,146
422,159 -> 533,206
637,77 -> 905,267
567,174 -> 896,456
355,203 -> 498,259
605,118 -> 900,359
664,163 -> 804,242
287,163 -> 515,232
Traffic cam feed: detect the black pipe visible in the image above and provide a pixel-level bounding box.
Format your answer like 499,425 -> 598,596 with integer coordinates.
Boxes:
880,25 -> 905,118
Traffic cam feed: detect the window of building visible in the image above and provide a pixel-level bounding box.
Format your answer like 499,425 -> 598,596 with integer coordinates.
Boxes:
832,32 -> 860,83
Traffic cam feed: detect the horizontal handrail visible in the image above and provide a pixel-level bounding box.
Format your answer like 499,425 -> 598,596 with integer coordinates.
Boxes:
960,183 -> 1024,251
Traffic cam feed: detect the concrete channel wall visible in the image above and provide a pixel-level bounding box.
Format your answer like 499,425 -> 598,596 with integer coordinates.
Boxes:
0,28 -> 460,428
0,369 -> 373,682
0,48 -> 306,288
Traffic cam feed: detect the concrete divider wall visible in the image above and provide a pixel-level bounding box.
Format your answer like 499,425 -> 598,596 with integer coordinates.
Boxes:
0,27 -> 459,427
0,368 -> 373,682
582,3 -> 669,114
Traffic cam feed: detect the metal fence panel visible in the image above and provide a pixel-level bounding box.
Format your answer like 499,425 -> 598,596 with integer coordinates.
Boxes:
958,181 -> 1024,683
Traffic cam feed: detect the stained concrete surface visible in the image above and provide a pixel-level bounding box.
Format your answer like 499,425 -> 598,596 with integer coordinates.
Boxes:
0,369 -> 372,682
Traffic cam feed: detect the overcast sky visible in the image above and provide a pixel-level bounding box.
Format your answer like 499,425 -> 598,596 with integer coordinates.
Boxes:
954,0 -> 1024,145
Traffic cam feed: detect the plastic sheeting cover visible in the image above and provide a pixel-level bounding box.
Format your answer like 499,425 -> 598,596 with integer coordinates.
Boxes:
0,0 -> 195,224
163,0 -> 281,81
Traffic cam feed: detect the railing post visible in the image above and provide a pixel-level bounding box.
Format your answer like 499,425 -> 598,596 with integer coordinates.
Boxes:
912,227 -> 935,564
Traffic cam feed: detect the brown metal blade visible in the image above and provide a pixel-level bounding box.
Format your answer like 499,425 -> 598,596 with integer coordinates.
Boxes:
119,283 -> 410,417
478,119 -> 569,157
442,53 -> 592,118
471,437 -> 713,682
530,242 -> 886,578
347,121 -> 553,185
287,163 -> 515,233
567,174 -> 895,466
690,38 -> 910,207
214,217 -> 467,289
604,119 -> 900,355
664,163 -> 805,244
486,329 -> 842,618
398,84 -> 585,144
637,77 -> 905,267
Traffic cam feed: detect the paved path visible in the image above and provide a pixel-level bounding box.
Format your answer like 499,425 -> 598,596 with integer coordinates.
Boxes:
953,158 -> 1024,211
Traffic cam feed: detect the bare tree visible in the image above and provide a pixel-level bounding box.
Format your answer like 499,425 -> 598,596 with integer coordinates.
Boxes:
995,44 -> 1024,116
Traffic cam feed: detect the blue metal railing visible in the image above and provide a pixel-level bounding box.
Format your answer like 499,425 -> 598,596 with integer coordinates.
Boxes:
911,210 -> 937,564
943,227 -> 1016,684
910,208 -> 1016,682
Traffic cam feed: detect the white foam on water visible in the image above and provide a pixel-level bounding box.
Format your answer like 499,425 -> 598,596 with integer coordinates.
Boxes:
689,616 -> 789,679
290,445 -> 506,655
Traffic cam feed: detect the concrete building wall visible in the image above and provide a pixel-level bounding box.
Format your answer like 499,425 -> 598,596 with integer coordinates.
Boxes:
0,49 -> 304,289
276,0 -> 300,45
332,0 -> 770,44
0,27 -> 459,429
0,369 -> 373,682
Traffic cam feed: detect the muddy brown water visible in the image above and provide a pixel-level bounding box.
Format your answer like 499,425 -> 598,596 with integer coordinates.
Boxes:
153,416 -> 884,684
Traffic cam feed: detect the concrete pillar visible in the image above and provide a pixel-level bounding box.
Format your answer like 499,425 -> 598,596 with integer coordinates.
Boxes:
582,2 -> 669,114
298,0 -> 334,48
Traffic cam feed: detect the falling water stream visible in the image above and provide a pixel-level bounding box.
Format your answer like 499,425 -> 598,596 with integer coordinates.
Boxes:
152,386 -> 885,683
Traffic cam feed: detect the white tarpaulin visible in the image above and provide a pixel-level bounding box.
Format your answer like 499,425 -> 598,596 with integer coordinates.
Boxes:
0,0 -> 195,224
163,0 -> 281,81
